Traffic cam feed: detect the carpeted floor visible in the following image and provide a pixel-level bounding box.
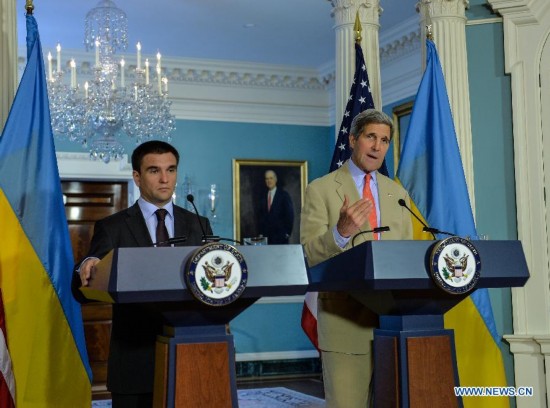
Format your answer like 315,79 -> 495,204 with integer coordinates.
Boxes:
91,387 -> 325,407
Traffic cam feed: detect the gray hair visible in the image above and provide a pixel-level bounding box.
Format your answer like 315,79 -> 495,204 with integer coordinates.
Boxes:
265,169 -> 277,181
349,109 -> 394,140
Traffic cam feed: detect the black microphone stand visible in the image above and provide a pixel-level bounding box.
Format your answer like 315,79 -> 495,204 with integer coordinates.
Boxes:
351,226 -> 391,247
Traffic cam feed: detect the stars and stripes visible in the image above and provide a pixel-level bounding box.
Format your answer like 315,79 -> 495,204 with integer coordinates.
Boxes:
329,43 -> 375,172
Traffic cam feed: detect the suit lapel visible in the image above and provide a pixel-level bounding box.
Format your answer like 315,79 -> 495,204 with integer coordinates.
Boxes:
125,203 -> 154,247
334,162 -> 360,204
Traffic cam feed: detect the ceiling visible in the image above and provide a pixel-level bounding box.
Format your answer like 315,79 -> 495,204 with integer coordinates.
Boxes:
17,0 -> 418,68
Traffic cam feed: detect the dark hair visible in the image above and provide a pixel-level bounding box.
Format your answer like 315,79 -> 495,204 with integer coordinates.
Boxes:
350,109 -> 394,140
131,140 -> 180,171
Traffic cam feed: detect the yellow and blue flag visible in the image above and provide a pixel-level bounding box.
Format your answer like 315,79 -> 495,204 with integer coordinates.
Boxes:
0,13 -> 92,407
397,39 -> 507,407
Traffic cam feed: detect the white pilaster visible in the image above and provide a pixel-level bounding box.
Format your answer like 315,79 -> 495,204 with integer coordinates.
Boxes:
417,0 -> 475,214
489,0 -> 550,402
329,0 -> 381,137
0,0 -> 18,132
504,335 -> 546,407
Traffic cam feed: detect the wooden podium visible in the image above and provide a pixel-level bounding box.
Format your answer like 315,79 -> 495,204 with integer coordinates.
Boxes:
307,240 -> 529,408
81,244 -> 309,408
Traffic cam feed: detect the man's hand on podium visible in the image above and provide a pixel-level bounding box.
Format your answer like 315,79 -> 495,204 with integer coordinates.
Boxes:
79,257 -> 100,286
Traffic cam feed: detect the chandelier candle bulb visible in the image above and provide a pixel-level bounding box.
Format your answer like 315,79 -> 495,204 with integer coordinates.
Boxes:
120,58 -> 125,88
56,43 -> 61,72
136,42 -> 141,70
47,52 -> 52,81
70,59 -> 76,89
145,59 -> 149,85
157,65 -> 162,94
162,77 -> 168,93
84,81 -> 89,99
157,52 -> 161,71
95,40 -> 100,66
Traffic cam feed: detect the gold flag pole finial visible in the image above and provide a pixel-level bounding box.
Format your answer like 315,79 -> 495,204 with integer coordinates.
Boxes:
354,11 -> 362,43
25,0 -> 34,14
426,25 -> 433,41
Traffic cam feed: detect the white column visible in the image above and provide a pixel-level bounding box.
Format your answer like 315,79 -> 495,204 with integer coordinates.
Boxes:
489,0 -> 550,402
417,0 -> 476,213
330,0 -> 381,136
0,0 -> 18,133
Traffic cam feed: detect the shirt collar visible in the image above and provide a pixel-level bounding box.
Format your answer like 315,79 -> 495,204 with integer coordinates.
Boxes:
137,197 -> 174,220
347,159 -> 378,188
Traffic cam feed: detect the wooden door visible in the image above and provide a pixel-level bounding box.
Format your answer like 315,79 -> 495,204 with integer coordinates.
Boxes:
62,180 -> 129,399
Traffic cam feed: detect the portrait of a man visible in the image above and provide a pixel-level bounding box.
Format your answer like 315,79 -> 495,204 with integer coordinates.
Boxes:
233,159 -> 307,245
258,170 -> 294,244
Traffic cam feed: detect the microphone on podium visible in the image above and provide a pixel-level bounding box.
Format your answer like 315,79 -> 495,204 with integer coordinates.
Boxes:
186,194 -> 221,243
397,199 -> 454,239
351,226 -> 390,247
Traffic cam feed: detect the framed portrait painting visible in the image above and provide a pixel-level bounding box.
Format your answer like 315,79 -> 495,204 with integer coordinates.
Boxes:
233,159 -> 307,245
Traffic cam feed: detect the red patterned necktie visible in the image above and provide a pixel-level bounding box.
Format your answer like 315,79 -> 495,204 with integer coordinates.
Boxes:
267,192 -> 272,212
363,173 -> 379,240
155,208 -> 169,246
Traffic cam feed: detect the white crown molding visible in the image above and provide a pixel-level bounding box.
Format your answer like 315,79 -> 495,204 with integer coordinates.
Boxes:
26,49 -> 333,126
378,15 -> 422,105
379,15 -> 421,64
56,151 -> 132,179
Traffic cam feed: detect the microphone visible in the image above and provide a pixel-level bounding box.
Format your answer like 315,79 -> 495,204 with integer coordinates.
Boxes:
186,194 -> 220,243
152,236 -> 188,247
397,199 -> 454,239
351,226 -> 390,247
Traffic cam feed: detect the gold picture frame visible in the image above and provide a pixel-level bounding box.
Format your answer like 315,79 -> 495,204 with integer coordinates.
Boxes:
392,100 -> 414,171
232,159 -> 308,244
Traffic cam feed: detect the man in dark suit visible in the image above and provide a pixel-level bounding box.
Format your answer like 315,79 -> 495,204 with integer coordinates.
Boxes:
73,140 -> 211,407
258,169 -> 294,244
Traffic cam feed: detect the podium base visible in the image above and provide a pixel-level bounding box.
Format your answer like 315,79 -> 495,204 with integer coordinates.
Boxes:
153,324 -> 237,408
373,315 -> 462,408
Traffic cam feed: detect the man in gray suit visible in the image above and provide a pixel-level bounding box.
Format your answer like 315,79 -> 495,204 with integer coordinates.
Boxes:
300,109 -> 413,407
74,140 -> 212,407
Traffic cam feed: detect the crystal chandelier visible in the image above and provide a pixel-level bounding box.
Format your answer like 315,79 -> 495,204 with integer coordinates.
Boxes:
47,0 -> 175,163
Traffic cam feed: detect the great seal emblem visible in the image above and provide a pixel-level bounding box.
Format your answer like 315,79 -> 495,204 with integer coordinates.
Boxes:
429,236 -> 481,295
185,242 -> 248,306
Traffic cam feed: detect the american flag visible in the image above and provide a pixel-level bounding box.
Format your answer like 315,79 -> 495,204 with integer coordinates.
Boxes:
301,42 -> 386,349
331,43 -> 379,172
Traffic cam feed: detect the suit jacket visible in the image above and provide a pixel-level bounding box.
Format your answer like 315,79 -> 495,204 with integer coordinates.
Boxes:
72,202 -> 212,394
258,187 -> 294,244
300,161 -> 413,354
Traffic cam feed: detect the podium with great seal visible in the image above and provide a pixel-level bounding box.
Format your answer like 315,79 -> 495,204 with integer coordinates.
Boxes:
81,243 -> 309,408
307,238 -> 529,407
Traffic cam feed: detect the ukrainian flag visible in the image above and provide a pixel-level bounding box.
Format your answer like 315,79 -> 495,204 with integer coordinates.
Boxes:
396,39 -> 508,407
0,13 -> 92,407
